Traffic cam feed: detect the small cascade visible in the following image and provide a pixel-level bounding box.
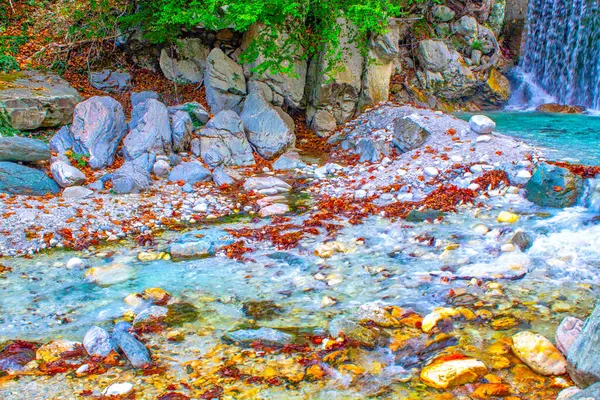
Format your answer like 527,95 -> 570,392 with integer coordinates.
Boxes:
506,68 -> 556,111
510,0 -> 600,110
581,178 -> 600,213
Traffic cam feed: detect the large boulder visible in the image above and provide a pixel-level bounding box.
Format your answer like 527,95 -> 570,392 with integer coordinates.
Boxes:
90,70 -> 131,93
0,71 -> 81,130
170,110 -> 194,152
168,161 -> 211,185
50,161 -> 86,188
418,40 -> 452,73
0,137 -> 50,162
241,91 -> 295,159
569,383 -> 600,399
567,303 -> 600,387
241,24 -> 307,109
204,48 -> 247,114
0,161 -> 60,195
123,99 -> 172,171
392,115 -> 430,152
199,110 -> 255,167
111,162 -> 152,194
525,163 -> 584,208
159,38 -> 210,84
50,96 -> 127,169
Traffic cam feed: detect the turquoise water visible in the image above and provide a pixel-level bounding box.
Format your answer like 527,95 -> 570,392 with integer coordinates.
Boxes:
458,111 -> 600,165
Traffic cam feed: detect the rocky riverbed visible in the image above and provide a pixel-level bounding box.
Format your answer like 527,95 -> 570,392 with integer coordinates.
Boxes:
1,103 -> 600,399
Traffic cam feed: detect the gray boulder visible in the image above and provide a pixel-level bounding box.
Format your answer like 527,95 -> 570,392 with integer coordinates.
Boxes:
556,316 -> 583,356
168,102 -> 210,126
90,70 -> 131,93
111,162 -> 152,194
418,40 -> 452,72
569,383 -> 600,399
0,137 -> 50,162
272,151 -> 307,171
432,5 -> 455,22
168,161 -> 211,185
453,15 -> 479,38
131,91 -> 159,108
112,327 -> 152,368
225,328 -> 293,346
567,303 -> 600,387
0,71 -> 81,130
200,110 -> 254,167
0,161 -> 60,195
50,161 -> 86,187
392,115 -> 430,153
152,159 -> 170,177
159,38 -> 210,84
204,48 -> 247,114
171,110 -> 193,152
525,163 -> 584,208
83,326 -> 116,357
123,99 -> 172,171
241,91 -> 295,159
243,176 -> 291,195
212,166 -> 235,186
57,96 -> 127,169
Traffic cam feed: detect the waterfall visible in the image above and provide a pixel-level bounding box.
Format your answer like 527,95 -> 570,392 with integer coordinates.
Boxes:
510,0 -> 600,111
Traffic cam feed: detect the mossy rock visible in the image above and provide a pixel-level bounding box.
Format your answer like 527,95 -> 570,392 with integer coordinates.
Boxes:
165,302 -> 200,326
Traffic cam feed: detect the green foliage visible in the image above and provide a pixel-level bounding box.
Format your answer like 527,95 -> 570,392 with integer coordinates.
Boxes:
66,150 -> 89,168
0,108 -> 22,137
471,39 -> 483,51
0,55 -> 20,73
124,0 -> 425,76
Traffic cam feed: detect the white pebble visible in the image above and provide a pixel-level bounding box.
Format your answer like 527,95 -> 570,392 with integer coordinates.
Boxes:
66,257 -> 85,269
103,382 -> 134,397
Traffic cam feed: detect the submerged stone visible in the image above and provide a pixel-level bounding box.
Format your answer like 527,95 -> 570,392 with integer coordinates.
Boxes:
225,328 -> 293,346
0,341 -> 37,372
112,327 -> 152,368
168,229 -> 234,260
525,163 -> 583,208
567,303 -> 600,387
165,302 -> 200,326
556,317 -> 583,356
83,326 -> 116,358
242,300 -> 283,320
511,331 -> 566,375
420,354 -> 488,389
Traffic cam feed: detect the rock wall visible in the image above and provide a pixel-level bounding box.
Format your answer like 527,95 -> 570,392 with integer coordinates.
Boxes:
504,0 -> 529,58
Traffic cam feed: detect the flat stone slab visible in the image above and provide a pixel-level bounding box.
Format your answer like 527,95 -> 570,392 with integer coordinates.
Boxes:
0,136 -> 50,162
0,71 -> 81,130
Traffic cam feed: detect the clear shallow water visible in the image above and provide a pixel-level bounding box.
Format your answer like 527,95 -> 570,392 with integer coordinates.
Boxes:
458,111 -> 600,165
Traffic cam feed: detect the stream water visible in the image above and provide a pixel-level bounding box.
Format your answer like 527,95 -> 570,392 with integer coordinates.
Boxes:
2,112 -> 600,398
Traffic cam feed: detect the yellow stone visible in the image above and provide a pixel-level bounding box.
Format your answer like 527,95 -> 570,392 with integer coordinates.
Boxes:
123,310 -> 136,322
420,355 -> 488,389
137,251 -> 164,262
472,383 -> 512,399
497,211 -> 520,224
36,340 -> 80,363
124,293 -> 144,308
262,366 -> 278,379
306,364 -> 325,380
491,356 -> 512,370
486,69 -> 511,101
422,307 -> 460,333
339,364 -> 365,375
142,287 -> 171,305
511,331 -> 566,375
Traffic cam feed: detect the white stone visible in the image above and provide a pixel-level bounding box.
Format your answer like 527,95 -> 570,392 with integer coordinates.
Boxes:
501,243 -> 516,252
354,189 -> 368,199
66,257 -> 85,269
259,203 -> 290,217
476,135 -> 492,143
469,115 -> 496,134
153,159 -> 170,177
102,382 -> 134,397
474,225 -> 489,235
424,167 -> 439,177
62,186 -> 93,199
193,202 -> 208,213
450,155 -> 464,163
517,170 -> 532,179
51,161 -> 86,188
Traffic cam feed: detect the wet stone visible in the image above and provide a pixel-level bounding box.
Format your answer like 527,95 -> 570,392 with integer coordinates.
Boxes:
225,328 -> 293,346
511,331 -> 566,376
112,327 -> 152,369
83,326 -> 116,358
165,302 -> 200,326
555,317 -> 583,356
242,300 -> 283,320
0,341 -> 37,372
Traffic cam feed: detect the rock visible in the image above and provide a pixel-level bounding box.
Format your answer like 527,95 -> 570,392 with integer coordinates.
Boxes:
225,328 -> 293,346
510,230 -> 532,251
556,317 -> 583,356
62,186 -> 93,199
112,328 -> 152,368
406,209 -> 444,222
525,163 -> 584,208
83,326 -> 115,357
567,303 -> 600,387
310,110 -> 338,136
102,382 -> 134,397
90,70 -> 131,93
272,151 -> 306,171
432,5 -> 455,22
453,15 -> 479,37
84,263 -> 135,286
424,167 -> 439,177
511,331 -> 566,375
168,161 -> 211,185
212,166 -> 234,186
153,159 -> 171,177
164,302 -> 199,326
0,341 -> 36,372
241,91 -> 295,159
160,38 -> 210,84
169,229 -> 234,260
51,161 -> 86,187
111,162 -> 152,194
569,383 -> 600,399
392,115 -> 430,152
420,355 -> 488,389
133,306 -> 168,327
242,300 -> 283,320
469,115 -> 496,134
55,96 -> 127,169
66,257 -> 85,269
357,303 -> 398,327
244,176 -> 291,195
0,71 -> 81,130
557,386 -> 583,400
36,340 -> 80,363
497,211 -> 519,223
418,40 -> 452,72
259,203 -> 290,217
199,110 -> 254,167
329,318 -> 378,348
168,102 -> 210,126
536,103 -> 586,114
205,48 -> 247,114
124,99 -> 172,171
0,161 -> 60,195
171,110 -> 193,152
0,137 -> 50,162
131,91 -> 159,108
141,288 -> 171,305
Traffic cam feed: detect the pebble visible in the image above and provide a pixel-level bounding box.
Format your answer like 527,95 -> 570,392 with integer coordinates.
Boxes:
66,257 -> 85,269
259,203 -> 290,217
501,243 -> 516,252
102,382 -> 134,397
474,224 -> 490,235
511,331 -> 567,375
497,211 -> 520,223
476,135 -> 492,143
424,167 -> 439,177
354,189 -> 367,199
420,355 -> 488,389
